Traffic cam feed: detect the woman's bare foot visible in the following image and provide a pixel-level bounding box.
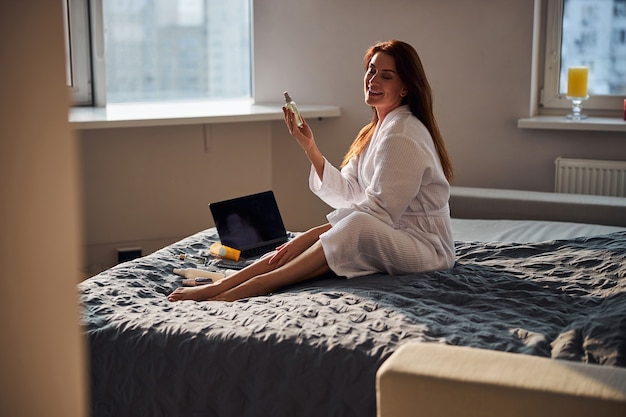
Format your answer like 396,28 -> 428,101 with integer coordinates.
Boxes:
168,284 -> 217,302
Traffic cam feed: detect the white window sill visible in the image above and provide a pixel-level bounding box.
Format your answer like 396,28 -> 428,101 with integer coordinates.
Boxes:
69,99 -> 341,130
517,115 -> 626,132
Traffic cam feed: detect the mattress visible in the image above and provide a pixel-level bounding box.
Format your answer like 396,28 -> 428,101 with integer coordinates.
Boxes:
80,225 -> 626,417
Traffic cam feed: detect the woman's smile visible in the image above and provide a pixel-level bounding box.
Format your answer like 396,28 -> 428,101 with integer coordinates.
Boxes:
367,87 -> 383,96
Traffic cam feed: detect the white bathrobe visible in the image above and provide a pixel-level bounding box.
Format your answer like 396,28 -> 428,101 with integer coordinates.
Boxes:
310,105 -> 455,278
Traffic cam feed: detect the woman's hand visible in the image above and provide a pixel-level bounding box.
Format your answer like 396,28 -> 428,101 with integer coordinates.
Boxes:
282,106 -> 326,180
267,224 -> 331,267
267,233 -> 311,267
283,105 -> 315,151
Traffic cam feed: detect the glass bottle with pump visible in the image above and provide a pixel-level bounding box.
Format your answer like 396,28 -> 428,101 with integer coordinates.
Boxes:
283,91 -> 304,127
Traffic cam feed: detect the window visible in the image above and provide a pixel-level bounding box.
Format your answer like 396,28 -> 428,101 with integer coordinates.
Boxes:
65,0 -> 252,106
540,0 -> 626,115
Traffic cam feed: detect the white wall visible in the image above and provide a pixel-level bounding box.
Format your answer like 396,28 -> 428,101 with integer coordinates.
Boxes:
79,0 -> 626,273
0,2 -> 87,416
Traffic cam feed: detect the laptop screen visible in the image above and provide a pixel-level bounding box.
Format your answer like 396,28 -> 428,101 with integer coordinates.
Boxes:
209,191 -> 287,251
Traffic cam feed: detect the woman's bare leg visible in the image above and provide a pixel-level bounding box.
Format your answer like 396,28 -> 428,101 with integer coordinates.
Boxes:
167,253 -> 280,302
168,223 -> 332,302
211,240 -> 330,302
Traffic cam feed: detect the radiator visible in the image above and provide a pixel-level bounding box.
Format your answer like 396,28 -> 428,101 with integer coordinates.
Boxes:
555,157 -> 626,197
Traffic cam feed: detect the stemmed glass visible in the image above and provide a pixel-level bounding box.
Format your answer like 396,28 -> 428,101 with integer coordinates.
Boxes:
565,66 -> 589,121
566,95 -> 588,120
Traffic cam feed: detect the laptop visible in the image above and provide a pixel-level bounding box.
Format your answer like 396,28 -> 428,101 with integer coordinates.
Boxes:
209,191 -> 289,259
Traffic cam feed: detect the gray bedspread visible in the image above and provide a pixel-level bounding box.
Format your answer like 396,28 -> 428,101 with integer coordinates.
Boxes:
80,229 -> 626,417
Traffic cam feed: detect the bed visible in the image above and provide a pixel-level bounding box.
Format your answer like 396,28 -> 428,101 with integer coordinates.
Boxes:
79,187 -> 626,417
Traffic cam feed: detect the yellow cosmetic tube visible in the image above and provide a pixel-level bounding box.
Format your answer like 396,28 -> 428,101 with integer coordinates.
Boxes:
209,241 -> 241,261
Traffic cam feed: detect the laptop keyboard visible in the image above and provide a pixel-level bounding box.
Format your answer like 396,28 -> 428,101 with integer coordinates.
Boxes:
242,243 -> 277,259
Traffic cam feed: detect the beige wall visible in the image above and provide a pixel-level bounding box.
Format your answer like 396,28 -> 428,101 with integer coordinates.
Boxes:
0,2 -> 87,416
81,122 -> 274,273
79,0 -> 626,273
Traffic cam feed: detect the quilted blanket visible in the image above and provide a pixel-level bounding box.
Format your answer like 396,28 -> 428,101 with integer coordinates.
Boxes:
80,229 -> 626,417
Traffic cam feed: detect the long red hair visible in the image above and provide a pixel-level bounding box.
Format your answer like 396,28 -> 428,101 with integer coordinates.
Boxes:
341,40 -> 454,182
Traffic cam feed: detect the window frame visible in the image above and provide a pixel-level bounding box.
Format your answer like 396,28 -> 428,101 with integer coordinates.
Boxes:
65,0 -> 92,106
539,0 -> 625,117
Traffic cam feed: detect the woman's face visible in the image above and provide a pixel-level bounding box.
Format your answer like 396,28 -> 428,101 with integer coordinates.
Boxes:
364,52 -> 407,120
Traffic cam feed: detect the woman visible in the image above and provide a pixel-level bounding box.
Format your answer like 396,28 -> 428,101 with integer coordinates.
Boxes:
168,40 -> 454,302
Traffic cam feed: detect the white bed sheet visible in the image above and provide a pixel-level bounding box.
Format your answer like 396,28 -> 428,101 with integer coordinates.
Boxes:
451,218 -> 626,243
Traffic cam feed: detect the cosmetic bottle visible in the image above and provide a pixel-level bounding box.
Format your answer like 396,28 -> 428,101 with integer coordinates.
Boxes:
178,253 -> 208,265
173,268 -> 225,282
209,242 -> 241,262
283,91 -> 304,127
182,277 -> 215,286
